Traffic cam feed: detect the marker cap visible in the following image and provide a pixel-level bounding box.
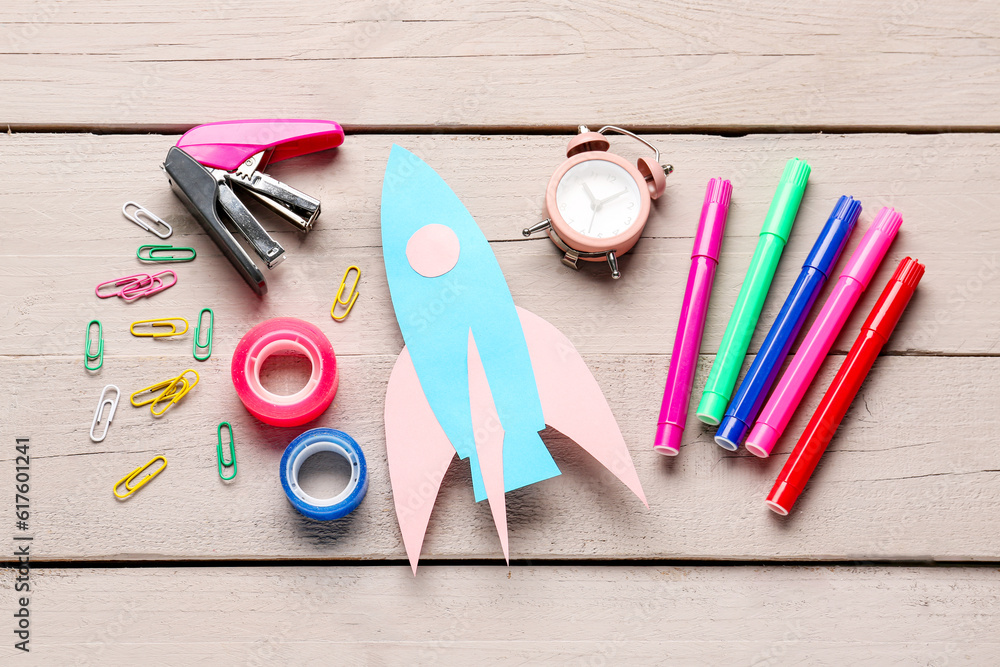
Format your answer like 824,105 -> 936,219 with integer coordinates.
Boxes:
864,256 -> 925,336
804,196 -> 861,278
759,158 -> 811,243
842,207 -> 903,288
691,178 -> 733,261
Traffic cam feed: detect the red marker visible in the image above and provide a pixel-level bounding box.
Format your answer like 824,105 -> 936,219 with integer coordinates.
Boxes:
766,257 -> 925,515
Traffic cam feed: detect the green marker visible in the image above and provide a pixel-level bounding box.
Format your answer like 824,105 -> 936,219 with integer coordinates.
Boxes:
696,158 -> 810,425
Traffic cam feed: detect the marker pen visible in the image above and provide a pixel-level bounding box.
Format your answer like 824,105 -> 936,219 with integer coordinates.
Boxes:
696,158 -> 811,425
654,178 -> 732,455
714,196 -> 860,450
767,257 -> 925,514
744,207 -> 902,458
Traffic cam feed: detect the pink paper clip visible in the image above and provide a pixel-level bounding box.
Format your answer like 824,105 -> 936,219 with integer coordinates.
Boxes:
121,270 -> 177,301
144,269 -> 178,297
121,277 -> 155,301
95,274 -> 151,299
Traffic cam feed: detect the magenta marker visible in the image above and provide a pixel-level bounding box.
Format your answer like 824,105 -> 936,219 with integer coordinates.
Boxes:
744,207 -> 902,458
654,178 -> 732,455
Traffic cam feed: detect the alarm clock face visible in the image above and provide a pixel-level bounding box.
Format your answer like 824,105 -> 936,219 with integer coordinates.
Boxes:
554,158 -> 643,240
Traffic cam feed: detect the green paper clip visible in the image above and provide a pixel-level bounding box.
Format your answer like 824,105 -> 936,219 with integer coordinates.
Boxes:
217,422 -> 237,481
137,244 -> 197,262
85,319 -> 104,371
193,307 -> 214,361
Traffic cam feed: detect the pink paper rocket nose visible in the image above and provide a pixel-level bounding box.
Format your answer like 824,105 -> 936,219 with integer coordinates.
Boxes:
406,224 -> 461,278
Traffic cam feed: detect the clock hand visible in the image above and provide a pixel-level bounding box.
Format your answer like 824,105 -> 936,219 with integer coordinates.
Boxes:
582,182 -> 598,209
597,188 -> 628,207
586,207 -> 598,235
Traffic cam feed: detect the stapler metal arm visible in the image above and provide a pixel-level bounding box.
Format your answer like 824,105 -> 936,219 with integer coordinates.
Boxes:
164,146 -> 268,295
163,119 -> 344,296
225,152 -> 321,232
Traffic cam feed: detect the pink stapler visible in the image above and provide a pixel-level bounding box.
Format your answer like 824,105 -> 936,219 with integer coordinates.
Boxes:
164,119 -> 344,295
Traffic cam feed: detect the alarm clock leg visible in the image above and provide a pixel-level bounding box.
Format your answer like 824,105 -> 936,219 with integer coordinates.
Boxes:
561,249 -> 580,270
607,251 -> 621,279
522,219 -> 551,237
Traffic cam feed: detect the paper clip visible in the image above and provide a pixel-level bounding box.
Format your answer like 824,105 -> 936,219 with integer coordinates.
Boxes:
135,245 -> 198,262
113,455 -> 168,499
95,274 -> 151,299
331,265 -> 360,321
130,377 -> 183,407
121,269 -> 177,301
137,245 -> 197,263
145,269 -> 178,298
130,369 -> 199,416
123,201 -> 172,239
193,308 -> 214,361
130,317 -> 189,338
89,385 -> 120,442
84,319 -> 104,371
217,422 -> 237,481
149,369 -> 199,417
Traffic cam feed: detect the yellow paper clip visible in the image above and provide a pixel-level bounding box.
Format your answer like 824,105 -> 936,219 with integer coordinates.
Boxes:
130,317 -> 189,338
113,455 -> 167,499
130,369 -> 199,416
331,265 -> 360,321
150,369 -> 199,417
130,377 -> 183,407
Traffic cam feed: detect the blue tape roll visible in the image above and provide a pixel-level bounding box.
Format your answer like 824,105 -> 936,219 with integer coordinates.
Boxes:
279,428 -> 368,521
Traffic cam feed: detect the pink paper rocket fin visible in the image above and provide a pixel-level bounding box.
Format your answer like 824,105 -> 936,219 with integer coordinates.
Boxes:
516,306 -> 648,507
385,347 -> 457,574
467,330 -> 510,564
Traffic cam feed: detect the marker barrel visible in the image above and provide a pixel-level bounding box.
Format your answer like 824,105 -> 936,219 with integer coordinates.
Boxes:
655,178 -> 731,455
696,158 -> 811,425
714,267 -> 825,449
715,196 -> 860,450
744,207 -> 903,458
767,257 -> 925,514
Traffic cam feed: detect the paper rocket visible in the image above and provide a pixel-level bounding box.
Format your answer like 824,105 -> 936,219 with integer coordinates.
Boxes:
381,145 -> 647,573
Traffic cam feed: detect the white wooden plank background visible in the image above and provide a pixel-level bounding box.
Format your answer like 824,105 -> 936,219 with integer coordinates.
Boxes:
2,0 -> 999,661
1,1 -> 998,130
1,132 -> 998,561
4,354 -> 997,561
1,565 -> 998,665
2,133 -> 997,358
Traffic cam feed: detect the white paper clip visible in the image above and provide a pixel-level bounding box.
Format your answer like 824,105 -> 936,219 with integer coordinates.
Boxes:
123,201 -> 173,239
90,384 -> 121,443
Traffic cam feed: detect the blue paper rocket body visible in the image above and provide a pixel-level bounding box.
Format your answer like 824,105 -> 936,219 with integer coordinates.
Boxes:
381,144 -> 561,500
381,145 -> 647,573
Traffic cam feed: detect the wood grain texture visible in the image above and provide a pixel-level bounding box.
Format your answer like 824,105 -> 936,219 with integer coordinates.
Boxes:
1,565 -> 998,664
2,0 -> 998,660
1,131 -> 998,561
1,1 -> 998,130
2,353 -> 998,561
2,132 -> 997,358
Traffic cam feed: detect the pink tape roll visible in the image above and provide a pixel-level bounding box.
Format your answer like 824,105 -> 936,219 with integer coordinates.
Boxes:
231,318 -> 339,427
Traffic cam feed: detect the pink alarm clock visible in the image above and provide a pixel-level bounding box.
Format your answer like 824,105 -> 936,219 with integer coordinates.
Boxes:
523,125 -> 672,279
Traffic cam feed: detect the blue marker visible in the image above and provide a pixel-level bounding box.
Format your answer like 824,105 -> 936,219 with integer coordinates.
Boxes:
714,196 -> 861,451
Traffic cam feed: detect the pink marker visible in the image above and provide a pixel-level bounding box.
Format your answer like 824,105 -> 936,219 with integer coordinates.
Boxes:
744,207 -> 902,458
654,178 -> 732,455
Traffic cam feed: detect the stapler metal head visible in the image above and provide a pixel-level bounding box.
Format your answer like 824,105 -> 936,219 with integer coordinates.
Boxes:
164,119 -> 344,295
